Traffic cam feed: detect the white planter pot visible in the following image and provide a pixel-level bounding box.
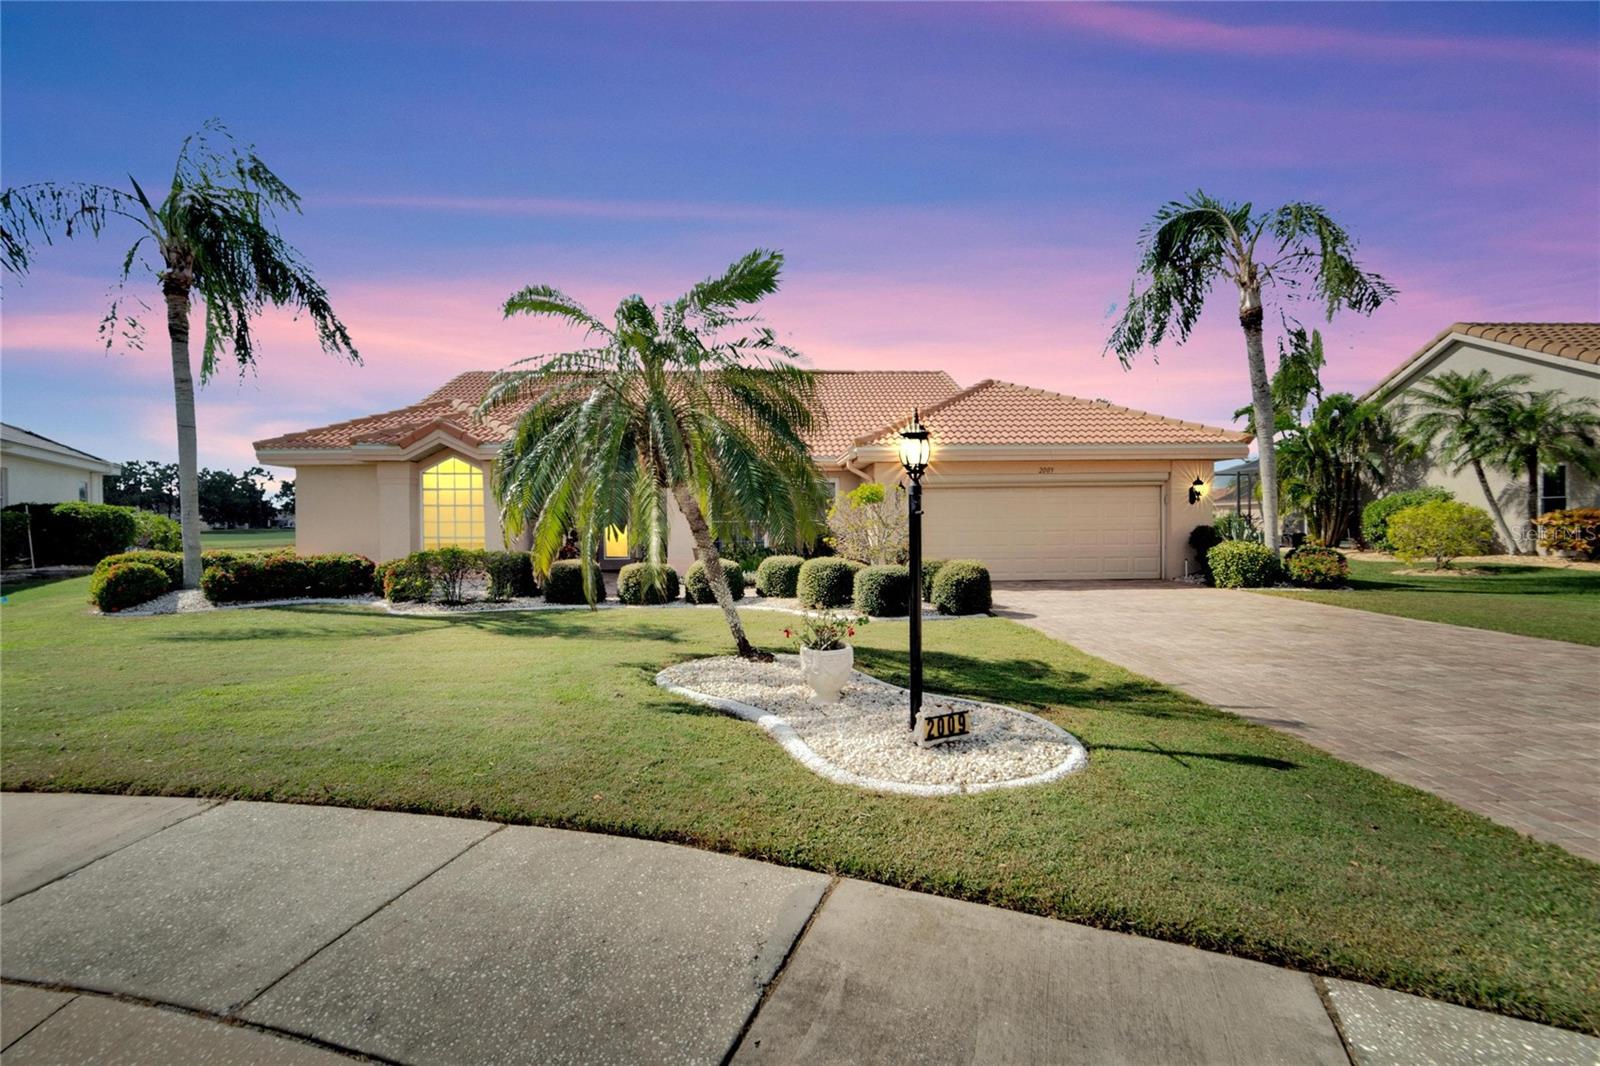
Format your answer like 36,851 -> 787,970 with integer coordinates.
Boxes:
799,645 -> 853,703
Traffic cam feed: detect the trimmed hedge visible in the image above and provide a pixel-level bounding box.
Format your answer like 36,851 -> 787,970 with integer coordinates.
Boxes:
854,564 -> 912,617
755,555 -> 804,598
1,510 -> 30,565
920,559 -> 948,602
485,551 -> 537,600
130,511 -> 181,552
544,559 -> 606,604
201,551 -> 375,604
2,502 -> 137,565
618,563 -> 680,605
383,555 -> 434,602
90,561 -> 169,612
1285,545 -> 1349,589
930,559 -> 991,615
1362,487 -> 1453,551
94,550 -> 183,591
1207,541 -> 1282,588
796,557 -> 861,608
685,560 -> 745,604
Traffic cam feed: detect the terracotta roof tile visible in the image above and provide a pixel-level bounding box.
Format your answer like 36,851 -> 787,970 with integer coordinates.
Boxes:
1362,322 -> 1600,402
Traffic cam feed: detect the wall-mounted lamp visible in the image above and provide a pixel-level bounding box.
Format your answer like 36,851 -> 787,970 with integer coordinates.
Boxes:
1188,478 -> 1207,505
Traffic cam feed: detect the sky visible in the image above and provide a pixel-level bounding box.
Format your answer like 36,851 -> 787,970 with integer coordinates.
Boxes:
3,2 -> 1597,478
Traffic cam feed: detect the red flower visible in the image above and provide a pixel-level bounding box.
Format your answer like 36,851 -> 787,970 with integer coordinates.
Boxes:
846,626 -> 855,637
783,628 -> 792,638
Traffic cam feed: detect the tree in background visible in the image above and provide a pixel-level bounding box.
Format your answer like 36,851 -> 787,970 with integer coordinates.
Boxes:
273,480 -> 295,517
825,483 -> 908,564
104,459 -> 179,516
1403,370 -> 1530,552
2,121 -> 357,587
1494,390 -> 1600,552
1107,192 -> 1394,550
1276,393 -> 1400,546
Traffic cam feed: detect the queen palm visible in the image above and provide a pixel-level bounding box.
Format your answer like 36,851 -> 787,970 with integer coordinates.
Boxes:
1403,369 -> 1529,551
1494,390 -> 1600,551
1276,392 -> 1397,546
1107,192 -> 1394,550
1,121 -> 357,586
484,249 -> 829,660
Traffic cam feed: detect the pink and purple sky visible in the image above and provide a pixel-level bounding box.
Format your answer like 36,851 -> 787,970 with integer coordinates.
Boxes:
3,2 -> 1597,476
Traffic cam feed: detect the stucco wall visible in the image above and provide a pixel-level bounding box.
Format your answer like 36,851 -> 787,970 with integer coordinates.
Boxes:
0,454 -> 106,506
294,464 -> 381,559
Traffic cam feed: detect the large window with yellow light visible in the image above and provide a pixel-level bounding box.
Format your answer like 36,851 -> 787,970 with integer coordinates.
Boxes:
420,456 -> 485,548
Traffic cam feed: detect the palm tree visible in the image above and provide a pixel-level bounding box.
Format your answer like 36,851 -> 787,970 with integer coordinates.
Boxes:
1403,370 -> 1529,552
1493,390 -> 1600,551
1107,192 -> 1395,550
2,121 -> 357,587
484,249 -> 829,660
1276,392 -> 1398,546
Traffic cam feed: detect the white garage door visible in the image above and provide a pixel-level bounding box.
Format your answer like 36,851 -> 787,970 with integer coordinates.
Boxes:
923,485 -> 1163,580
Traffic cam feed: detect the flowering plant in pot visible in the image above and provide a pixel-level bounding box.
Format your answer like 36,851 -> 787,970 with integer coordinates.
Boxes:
784,610 -> 867,703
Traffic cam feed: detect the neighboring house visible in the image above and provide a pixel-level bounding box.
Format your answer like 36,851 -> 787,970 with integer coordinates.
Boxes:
1363,323 -> 1600,542
254,371 -> 1248,580
0,423 -> 121,508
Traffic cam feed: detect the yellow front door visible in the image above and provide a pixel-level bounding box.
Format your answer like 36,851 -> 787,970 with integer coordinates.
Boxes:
604,525 -> 629,559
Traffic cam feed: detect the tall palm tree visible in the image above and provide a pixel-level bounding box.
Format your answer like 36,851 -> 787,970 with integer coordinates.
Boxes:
1403,369 -> 1529,551
2,121 -> 357,587
1107,192 -> 1395,550
1276,392 -> 1398,546
484,249 -> 829,660
1494,390 -> 1600,551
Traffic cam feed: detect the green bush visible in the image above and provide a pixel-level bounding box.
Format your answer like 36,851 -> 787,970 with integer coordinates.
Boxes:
930,560 -> 991,615
853,564 -> 912,616
372,560 -> 395,597
3,502 -> 137,565
1188,525 -> 1223,579
1388,500 -> 1494,570
130,511 -> 182,552
685,560 -> 745,604
2,510 -> 34,565
617,563 -> 680,605
1285,545 -> 1349,589
796,557 -> 861,608
89,561 -> 169,612
755,555 -> 804,597
920,559 -> 947,602
94,550 -> 183,591
485,551 -> 537,600
202,552 -> 375,604
1207,541 -> 1283,588
383,555 -> 434,602
1362,487 -> 1453,551
428,547 -> 486,603
544,559 -> 606,604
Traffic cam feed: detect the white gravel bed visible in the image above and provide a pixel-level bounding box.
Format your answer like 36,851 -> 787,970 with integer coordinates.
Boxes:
656,655 -> 1087,796
102,590 -> 380,617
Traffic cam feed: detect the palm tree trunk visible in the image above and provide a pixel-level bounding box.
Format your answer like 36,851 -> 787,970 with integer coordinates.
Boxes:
163,275 -> 203,588
1525,454 -> 1541,554
671,484 -> 769,661
1472,460 -> 1519,555
1238,293 -> 1280,551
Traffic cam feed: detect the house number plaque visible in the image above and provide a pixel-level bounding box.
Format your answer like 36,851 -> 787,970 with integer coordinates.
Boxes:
916,708 -> 970,748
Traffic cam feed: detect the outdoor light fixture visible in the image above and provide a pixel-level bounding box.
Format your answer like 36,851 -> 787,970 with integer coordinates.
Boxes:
899,412 -> 931,732
1188,477 -> 1206,505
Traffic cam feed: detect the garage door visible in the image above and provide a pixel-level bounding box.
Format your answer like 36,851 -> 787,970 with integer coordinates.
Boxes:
923,485 -> 1163,580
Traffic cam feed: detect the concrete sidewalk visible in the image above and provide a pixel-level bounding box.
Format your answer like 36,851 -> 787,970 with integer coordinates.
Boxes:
1,794 -> 1593,1065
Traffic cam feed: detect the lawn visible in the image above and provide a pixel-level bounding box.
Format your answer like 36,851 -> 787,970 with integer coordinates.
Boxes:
200,528 -> 296,550
2,578 -> 1596,1033
1265,558 -> 1600,645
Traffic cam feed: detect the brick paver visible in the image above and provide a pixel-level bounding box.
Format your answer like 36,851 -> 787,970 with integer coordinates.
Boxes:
994,582 -> 1600,861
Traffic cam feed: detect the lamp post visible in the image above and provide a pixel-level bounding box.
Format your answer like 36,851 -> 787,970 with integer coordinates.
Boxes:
897,411 -> 931,731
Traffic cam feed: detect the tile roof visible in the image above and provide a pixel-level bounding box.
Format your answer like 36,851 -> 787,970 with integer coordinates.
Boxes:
856,380 -> 1249,447
1362,322 -> 1600,402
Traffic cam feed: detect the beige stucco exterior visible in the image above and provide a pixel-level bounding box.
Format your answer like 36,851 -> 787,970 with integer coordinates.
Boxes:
0,424 -> 120,507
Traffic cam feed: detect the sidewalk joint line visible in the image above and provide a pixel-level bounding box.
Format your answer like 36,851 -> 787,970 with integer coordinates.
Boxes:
720,874 -> 840,1066
1312,975 -> 1358,1066
0,983 -> 78,1052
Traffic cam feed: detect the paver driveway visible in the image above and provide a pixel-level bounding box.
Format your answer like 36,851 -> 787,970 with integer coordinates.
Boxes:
993,582 -> 1600,861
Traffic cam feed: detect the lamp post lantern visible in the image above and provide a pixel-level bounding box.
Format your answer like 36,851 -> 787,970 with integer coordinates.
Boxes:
897,411 -> 931,731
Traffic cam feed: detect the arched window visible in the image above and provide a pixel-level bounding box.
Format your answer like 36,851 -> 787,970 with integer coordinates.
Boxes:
420,456 -> 485,548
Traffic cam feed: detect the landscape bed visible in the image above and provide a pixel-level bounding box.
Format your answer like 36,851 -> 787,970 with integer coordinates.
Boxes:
1,575 -> 1596,1034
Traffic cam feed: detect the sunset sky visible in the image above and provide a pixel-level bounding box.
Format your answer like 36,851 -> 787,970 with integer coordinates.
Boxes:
3,2 -> 1597,476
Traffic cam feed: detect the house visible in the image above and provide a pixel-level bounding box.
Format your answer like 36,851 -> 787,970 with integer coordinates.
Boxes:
0,423 -> 121,508
1362,323 -> 1600,539
254,371 -> 1249,580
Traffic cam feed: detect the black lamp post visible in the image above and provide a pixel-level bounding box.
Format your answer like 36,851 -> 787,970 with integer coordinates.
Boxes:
897,410 -> 931,731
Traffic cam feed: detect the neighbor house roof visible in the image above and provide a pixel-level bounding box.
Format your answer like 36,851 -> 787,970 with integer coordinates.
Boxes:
1363,321 -> 1600,403
0,423 -> 121,472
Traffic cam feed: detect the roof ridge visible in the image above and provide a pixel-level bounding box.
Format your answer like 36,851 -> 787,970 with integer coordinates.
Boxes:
847,379 -> 995,447
963,379 -> 1246,439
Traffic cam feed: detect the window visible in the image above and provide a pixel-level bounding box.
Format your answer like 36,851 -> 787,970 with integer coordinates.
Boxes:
420,456 -> 485,548
1541,465 -> 1568,515
77,480 -> 89,502
604,525 -> 629,558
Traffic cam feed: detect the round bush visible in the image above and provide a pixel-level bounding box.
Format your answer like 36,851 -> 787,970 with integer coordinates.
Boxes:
685,560 -> 745,604
919,559 -> 948,602
1207,541 -> 1283,588
484,551 -> 537,600
543,559 -> 607,604
1362,487 -> 1453,551
755,555 -> 804,598
129,511 -> 182,552
90,561 -> 169,612
94,550 -> 183,591
853,564 -> 912,616
930,560 -> 991,615
383,555 -> 434,602
1285,545 -> 1349,589
796,557 -> 861,608
1388,500 -> 1493,570
618,563 -> 680,605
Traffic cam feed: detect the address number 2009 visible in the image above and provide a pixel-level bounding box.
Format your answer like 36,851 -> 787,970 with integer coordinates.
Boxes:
1038,466 -> 1055,474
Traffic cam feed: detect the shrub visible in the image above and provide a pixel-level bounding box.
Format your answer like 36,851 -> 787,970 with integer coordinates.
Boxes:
1212,511 -> 1261,543
304,553 -> 378,598
89,561 -> 169,612
755,555 -> 804,598
94,550 -> 183,591
129,511 -> 182,552
728,543 -> 775,576
920,559 -> 947,602
373,560 -> 396,597
1285,545 -> 1349,589
1388,500 -> 1493,570
1,510 -> 31,565
428,546 -> 486,603
797,557 -> 861,608
544,559 -> 606,604
383,555 -> 434,602
3,502 -> 137,565
484,551 -> 537,600
825,483 -> 907,565
931,560 -> 991,615
202,551 -> 375,604
1188,525 -> 1223,579
617,562 -> 680,605
685,560 -> 745,604
1207,541 -> 1283,588
1362,487 -> 1454,551
1534,508 -> 1600,560
853,564 -> 912,616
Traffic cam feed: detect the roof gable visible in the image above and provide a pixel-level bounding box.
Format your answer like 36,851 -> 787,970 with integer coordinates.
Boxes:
1364,321 -> 1600,403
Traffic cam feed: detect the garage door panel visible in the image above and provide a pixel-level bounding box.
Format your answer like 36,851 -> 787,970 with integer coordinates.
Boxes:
923,485 -> 1163,580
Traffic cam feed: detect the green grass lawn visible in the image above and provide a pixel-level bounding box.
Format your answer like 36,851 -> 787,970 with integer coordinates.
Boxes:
2,578 -> 1596,1033
200,528 -> 296,550
1265,559 -> 1600,645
